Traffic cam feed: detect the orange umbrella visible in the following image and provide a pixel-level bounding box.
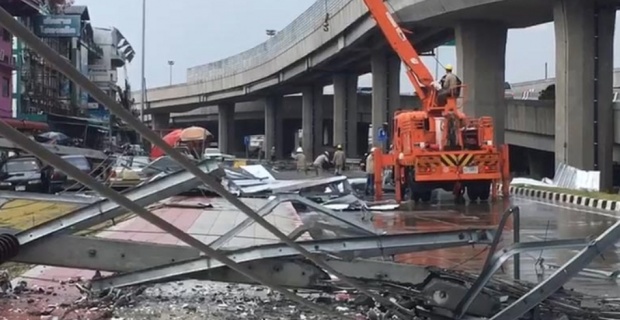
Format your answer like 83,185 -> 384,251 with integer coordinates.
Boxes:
180,126 -> 212,142
150,129 -> 183,159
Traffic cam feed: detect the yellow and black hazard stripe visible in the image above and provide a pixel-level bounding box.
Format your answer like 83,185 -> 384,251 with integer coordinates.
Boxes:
440,154 -> 476,167
473,155 -> 499,167
459,154 -> 475,167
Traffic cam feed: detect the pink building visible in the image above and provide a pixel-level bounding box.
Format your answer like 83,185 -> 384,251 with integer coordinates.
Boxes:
0,28 -> 12,119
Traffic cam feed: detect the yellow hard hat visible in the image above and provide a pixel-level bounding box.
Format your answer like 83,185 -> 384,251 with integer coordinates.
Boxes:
337,144 -> 342,149
445,64 -> 453,71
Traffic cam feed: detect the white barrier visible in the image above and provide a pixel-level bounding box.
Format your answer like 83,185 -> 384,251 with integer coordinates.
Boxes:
552,162 -> 600,192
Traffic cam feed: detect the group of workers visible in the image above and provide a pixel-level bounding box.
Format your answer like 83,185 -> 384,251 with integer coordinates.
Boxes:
293,144 -> 347,176
292,144 -> 378,196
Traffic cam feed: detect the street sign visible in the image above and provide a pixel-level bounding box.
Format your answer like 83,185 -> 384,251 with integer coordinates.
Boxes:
244,136 -> 250,146
377,128 -> 387,142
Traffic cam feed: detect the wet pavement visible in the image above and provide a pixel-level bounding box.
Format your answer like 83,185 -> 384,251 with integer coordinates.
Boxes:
376,195 -> 620,297
2,172 -> 620,319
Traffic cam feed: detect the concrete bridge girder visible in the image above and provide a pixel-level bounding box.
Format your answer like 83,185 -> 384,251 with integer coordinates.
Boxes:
137,0 -> 559,114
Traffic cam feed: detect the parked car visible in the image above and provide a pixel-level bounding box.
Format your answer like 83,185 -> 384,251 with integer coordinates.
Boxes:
60,155 -> 95,191
0,156 -> 65,193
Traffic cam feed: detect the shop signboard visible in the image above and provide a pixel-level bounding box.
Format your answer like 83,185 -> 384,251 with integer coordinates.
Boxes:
33,15 -> 81,38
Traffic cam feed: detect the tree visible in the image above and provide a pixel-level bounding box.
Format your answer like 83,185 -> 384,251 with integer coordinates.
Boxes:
538,84 -> 555,100
47,0 -> 75,13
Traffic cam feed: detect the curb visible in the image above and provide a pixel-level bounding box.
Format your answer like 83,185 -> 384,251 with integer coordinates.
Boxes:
509,185 -> 620,211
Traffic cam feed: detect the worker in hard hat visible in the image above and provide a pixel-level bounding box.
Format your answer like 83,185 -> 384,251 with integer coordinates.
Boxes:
332,144 -> 346,175
440,64 -> 462,98
365,147 -> 376,196
313,151 -> 330,176
293,146 -> 307,174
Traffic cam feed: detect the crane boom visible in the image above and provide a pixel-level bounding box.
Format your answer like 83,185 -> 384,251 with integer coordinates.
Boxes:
363,0 -> 436,103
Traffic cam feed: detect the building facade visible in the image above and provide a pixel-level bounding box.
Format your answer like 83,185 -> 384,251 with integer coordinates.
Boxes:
1,0 -> 46,121
88,26 -> 134,122
11,3 -> 103,118
0,27 -> 13,119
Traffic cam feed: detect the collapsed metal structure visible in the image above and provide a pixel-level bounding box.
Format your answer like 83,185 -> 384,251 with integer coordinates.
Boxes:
0,6 -> 618,319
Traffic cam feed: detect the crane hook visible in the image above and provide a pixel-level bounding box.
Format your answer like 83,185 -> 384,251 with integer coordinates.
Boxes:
323,13 -> 330,32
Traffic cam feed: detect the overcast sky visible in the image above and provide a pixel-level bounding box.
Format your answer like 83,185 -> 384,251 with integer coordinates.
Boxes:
75,0 -> 619,93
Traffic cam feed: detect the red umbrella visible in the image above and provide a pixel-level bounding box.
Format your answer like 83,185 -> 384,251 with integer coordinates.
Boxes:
150,129 -> 183,159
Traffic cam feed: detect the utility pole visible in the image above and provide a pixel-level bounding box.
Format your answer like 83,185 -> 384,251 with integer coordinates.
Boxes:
140,0 -> 146,128
168,60 -> 174,85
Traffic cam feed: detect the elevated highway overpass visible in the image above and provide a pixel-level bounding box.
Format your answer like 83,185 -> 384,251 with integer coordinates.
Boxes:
135,0 -> 552,112
136,0 -> 620,189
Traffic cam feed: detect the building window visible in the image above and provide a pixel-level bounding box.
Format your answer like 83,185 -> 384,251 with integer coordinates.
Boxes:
2,77 -> 9,98
2,29 -> 10,42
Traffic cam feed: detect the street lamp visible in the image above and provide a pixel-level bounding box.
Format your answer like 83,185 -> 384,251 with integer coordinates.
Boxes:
266,29 -> 276,37
167,60 -> 174,85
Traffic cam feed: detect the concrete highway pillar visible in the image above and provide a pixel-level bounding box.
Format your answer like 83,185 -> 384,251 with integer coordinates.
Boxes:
527,151 -> 544,180
218,103 -> 235,154
333,73 -> 359,157
302,86 -> 323,160
387,54 -> 401,128
371,51 -> 400,148
455,20 -> 507,145
151,113 -> 170,132
554,0 -> 615,190
264,96 -> 283,159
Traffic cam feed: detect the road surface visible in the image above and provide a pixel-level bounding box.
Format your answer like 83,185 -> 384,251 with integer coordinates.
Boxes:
0,181 -> 618,319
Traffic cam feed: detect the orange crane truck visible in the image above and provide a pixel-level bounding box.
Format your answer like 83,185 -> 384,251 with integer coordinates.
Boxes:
363,0 -> 510,203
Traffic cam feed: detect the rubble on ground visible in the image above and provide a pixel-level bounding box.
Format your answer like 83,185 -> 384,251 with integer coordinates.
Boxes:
0,275 -> 396,320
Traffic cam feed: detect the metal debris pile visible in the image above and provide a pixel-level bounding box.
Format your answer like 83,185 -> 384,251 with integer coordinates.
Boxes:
4,268 -> 618,320
421,268 -> 620,320
0,273 -> 147,320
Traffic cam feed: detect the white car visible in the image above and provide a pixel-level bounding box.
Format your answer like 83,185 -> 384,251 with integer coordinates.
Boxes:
203,148 -> 235,162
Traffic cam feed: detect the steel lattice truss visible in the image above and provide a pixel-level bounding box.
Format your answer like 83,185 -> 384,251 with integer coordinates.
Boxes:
0,7 -> 618,320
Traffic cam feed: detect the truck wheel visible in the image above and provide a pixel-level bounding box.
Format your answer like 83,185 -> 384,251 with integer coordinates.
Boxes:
467,185 -> 480,202
420,190 -> 432,202
478,182 -> 491,201
411,192 -> 422,202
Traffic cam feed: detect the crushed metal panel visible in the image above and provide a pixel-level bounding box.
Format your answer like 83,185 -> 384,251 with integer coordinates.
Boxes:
192,258 -> 329,288
89,229 -> 495,290
239,164 -> 276,181
237,176 -> 348,195
14,161 -> 220,245
12,235 -> 200,272
0,191 -> 97,205
324,258 -> 431,286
